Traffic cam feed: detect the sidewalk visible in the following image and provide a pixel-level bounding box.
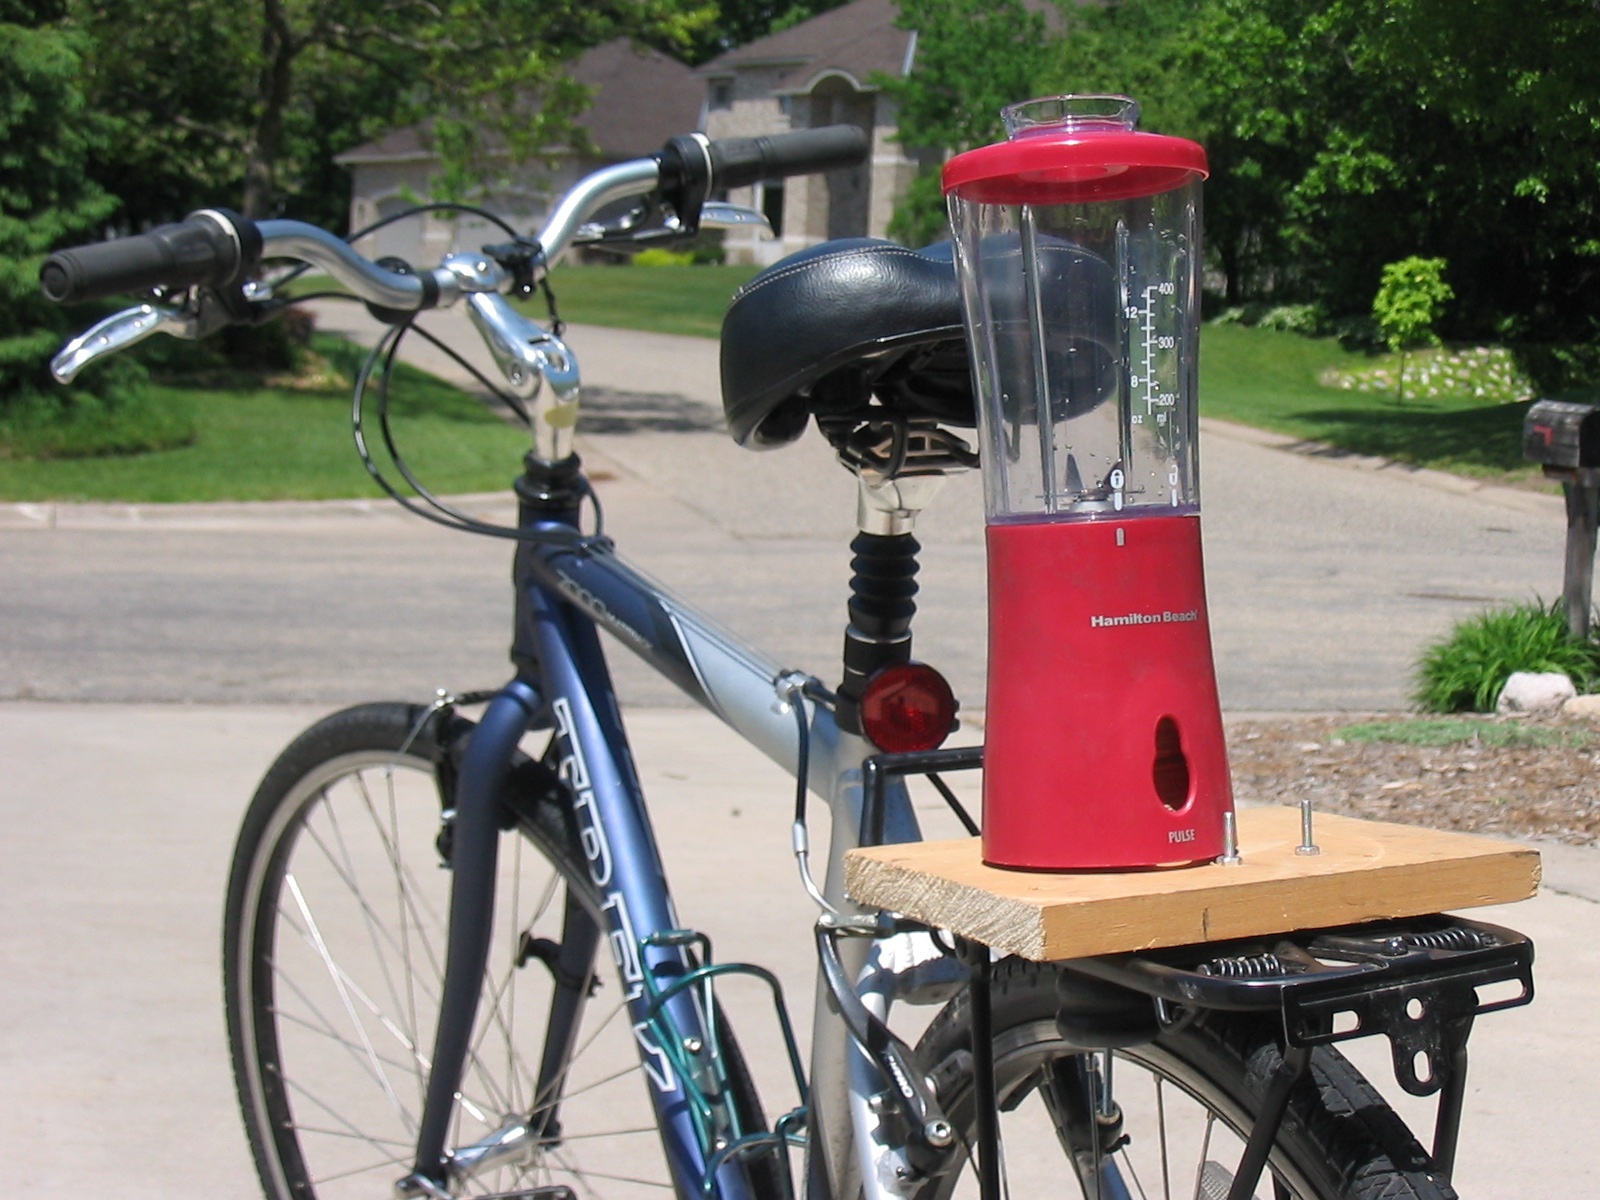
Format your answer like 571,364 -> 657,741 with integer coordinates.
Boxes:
0,700 -> 1595,1198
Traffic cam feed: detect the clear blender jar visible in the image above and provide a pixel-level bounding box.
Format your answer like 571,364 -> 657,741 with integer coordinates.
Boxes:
945,95 -> 1234,869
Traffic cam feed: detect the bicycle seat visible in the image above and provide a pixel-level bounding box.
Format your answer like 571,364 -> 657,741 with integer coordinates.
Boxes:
720,238 -> 972,449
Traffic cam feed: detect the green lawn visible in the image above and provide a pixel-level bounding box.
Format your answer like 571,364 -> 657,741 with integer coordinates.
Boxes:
1198,324 -> 1543,484
545,265 -> 1556,484
2,269 -> 1574,501
0,342 -> 528,502
534,263 -> 761,338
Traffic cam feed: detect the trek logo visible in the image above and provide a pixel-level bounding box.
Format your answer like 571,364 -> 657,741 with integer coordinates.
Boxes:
1090,609 -> 1199,628
551,697 -> 679,1096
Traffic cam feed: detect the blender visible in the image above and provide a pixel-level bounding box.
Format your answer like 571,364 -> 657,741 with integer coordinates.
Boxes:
944,95 -> 1234,870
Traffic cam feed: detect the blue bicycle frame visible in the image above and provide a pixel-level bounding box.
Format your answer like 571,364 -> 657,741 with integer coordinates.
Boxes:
410,470 -> 927,1200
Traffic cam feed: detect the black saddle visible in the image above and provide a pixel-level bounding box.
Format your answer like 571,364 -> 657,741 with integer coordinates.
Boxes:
720,238 -> 973,450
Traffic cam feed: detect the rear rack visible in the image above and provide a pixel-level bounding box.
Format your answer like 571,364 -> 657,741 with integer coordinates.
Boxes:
1075,915 -> 1533,1084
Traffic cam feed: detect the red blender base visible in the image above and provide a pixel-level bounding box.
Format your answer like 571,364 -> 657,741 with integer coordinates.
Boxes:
983,513 -> 1233,870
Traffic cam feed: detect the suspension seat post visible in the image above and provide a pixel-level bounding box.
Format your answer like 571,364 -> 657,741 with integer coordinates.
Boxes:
835,528 -> 920,734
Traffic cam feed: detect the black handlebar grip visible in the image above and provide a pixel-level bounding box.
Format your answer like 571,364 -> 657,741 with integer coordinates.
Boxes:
707,125 -> 870,191
39,209 -> 262,304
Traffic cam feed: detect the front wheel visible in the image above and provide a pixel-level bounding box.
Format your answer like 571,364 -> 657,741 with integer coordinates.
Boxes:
223,702 -> 678,1200
913,959 -> 1457,1200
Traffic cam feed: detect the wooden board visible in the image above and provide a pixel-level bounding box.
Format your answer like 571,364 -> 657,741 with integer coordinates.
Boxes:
844,807 -> 1541,962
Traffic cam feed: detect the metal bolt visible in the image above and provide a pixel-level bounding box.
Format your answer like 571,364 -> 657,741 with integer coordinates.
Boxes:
1296,796 -> 1321,856
682,1037 -> 704,1055
1217,811 -> 1242,866
923,1119 -> 954,1147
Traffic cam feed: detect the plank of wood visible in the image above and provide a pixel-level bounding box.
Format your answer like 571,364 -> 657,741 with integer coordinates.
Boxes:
844,807 -> 1541,961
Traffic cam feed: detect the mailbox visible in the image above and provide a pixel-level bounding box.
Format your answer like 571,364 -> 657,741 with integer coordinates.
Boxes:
1524,399 -> 1600,472
1524,399 -> 1600,640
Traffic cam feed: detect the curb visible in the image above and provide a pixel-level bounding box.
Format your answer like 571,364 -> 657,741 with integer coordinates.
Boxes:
1199,417 -> 1563,517
7,420 -> 1558,531
0,491 -> 516,531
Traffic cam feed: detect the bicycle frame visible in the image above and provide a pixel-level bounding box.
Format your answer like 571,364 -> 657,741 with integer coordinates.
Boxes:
414,467 -> 931,1200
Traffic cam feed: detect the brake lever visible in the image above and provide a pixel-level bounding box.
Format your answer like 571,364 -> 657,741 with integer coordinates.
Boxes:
700,202 -> 773,234
50,302 -> 198,383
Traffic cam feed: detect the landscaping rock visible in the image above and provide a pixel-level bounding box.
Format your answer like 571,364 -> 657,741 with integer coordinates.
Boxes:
1496,671 -> 1577,714
1563,693 -> 1600,720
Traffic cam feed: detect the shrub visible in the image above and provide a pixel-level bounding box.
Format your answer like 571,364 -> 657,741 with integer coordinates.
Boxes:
1511,342 -> 1600,397
633,248 -> 696,267
136,306 -> 316,384
1413,599 -> 1600,713
1209,303 -> 1326,335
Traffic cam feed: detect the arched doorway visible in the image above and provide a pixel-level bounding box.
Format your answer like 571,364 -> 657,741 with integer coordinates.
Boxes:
807,76 -> 873,240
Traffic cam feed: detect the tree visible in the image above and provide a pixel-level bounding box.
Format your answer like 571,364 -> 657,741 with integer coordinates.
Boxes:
882,0 -> 1055,244
0,4 -> 158,458
1373,256 -> 1452,404
680,0 -> 848,63
73,0 -> 716,224
1037,0 -> 1292,307
1291,0 -> 1600,345
1026,0 -> 1600,352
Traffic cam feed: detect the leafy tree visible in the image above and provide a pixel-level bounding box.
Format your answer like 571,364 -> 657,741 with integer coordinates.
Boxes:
882,0 -> 1054,244
73,0 -> 716,224
682,0 -> 848,63
1033,0 -> 1600,349
1038,0 -> 1291,307
0,5 -> 164,458
1298,0 -> 1600,346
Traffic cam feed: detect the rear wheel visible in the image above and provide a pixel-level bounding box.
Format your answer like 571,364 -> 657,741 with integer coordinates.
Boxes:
913,959 -> 1457,1200
224,702 -> 691,1199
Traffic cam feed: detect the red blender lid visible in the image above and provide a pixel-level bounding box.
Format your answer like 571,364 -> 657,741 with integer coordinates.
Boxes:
943,130 -> 1208,204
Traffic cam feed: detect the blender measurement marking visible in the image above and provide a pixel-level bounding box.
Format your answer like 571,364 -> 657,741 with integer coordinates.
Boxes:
1128,282 -> 1179,425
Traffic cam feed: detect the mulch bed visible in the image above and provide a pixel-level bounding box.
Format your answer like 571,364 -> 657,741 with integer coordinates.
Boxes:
1227,714 -> 1600,846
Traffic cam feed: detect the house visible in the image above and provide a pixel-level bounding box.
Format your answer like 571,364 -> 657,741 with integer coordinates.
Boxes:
335,39 -> 705,266
697,0 -> 926,264
336,1 -> 933,268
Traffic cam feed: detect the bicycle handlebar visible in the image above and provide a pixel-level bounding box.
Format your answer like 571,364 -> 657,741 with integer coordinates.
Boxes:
39,209 -> 262,306
38,124 -> 870,315
704,125 -> 869,190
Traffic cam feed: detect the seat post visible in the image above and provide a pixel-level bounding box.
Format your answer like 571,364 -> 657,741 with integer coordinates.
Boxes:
834,474 -> 946,734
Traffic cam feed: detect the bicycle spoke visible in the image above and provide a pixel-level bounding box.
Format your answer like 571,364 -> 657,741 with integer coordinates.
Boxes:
284,1073 -> 416,1169
297,812 -> 447,1010
285,872 -> 413,1125
230,723 -> 684,1200
1156,1076 -> 1170,1200
272,1002 -> 424,1084
270,909 -> 438,1084
1190,1111 -> 1216,1200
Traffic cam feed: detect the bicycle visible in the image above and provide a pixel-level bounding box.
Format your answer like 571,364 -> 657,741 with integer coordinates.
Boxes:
41,124 -> 1536,1200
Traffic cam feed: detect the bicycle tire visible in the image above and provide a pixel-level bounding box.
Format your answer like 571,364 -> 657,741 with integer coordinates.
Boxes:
911,958 -> 1457,1200
223,701 -> 780,1200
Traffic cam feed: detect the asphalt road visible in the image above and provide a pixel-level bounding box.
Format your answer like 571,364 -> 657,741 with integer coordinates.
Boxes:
0,313 -> 1570,712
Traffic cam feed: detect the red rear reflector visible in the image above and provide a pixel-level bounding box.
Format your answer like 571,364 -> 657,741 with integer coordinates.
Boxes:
859,662 -> 956,754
